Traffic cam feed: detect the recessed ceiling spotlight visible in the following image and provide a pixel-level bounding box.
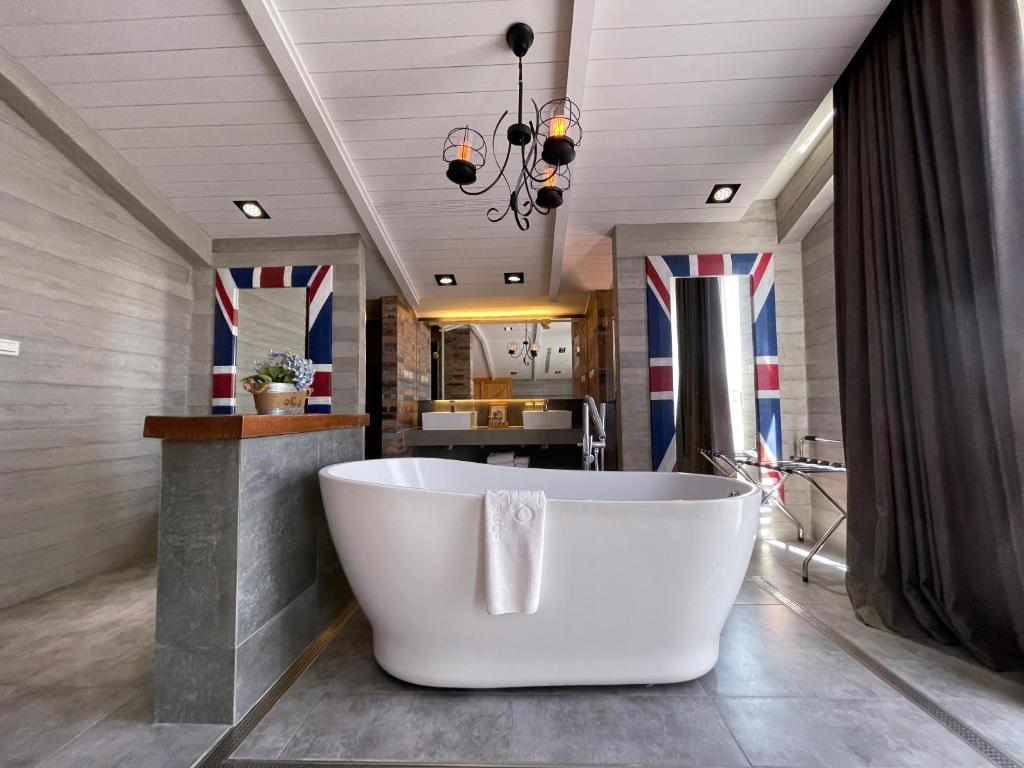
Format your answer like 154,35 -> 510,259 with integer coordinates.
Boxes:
233,200 -> 270,219
434,274 -> 457,286
503,325 -> 513,332
554,370 -> 562,375
504,272 -> 525,284
706,184 -> 740,204
510,370 -> 519,375
558,346 -> 566,354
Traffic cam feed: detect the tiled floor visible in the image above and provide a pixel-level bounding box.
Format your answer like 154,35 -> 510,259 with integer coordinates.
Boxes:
0,565 -> 227,768
228,540 -> 1024,768
2,535 -> 1022,768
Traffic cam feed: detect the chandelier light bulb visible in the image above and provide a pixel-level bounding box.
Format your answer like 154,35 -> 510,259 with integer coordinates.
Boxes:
551,114 -> 568,138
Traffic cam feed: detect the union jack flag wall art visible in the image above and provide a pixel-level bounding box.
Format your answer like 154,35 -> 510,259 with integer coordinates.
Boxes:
645,253 -> 782,475
212,265 -> 334,414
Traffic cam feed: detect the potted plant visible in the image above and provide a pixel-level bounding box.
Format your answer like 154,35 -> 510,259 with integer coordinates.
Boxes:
241,350 -> 315,415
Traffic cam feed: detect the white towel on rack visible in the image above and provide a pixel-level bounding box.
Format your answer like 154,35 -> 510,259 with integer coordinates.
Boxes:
513,456 -> 530,467
487,451 -> 515,466
484,489 -> 546,615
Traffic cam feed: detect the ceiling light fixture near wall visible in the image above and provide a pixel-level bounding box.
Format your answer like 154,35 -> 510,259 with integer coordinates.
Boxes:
441,22 -> 582,231
234,200 -> 270,219
706,184 -> 740,204
434,274 -> 457,286
504,272 -> 525,284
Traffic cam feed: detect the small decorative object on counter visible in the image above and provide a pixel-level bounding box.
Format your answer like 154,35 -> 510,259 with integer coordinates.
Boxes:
488,401 -> 508,427
241,350 -> 315,415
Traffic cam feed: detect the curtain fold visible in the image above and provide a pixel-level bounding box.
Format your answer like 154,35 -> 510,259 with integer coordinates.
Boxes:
834,0 -> 1024,669
675,278 -> 732,474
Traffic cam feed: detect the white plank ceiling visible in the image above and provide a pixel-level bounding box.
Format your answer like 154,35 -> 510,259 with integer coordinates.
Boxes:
0,0 -> 888,310
0,0 -> 362,239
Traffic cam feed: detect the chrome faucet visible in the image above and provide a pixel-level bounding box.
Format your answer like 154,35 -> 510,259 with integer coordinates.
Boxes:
580,395 -> 607,470
542,399 -> 549,412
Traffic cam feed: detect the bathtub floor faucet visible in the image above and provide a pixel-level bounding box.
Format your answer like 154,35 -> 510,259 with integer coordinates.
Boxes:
581,395 -> 607,470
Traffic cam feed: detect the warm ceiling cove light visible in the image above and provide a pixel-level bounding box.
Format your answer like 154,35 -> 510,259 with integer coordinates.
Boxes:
434,274 -> 457,286
504,272 -> 524,284
706,184 -> 740,204
441,22 -> 582,231
234,200 -> 270,219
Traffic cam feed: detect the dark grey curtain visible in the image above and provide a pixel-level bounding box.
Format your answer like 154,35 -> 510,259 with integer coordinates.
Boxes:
675,278 -> 733,474
835,0 -> 1024,669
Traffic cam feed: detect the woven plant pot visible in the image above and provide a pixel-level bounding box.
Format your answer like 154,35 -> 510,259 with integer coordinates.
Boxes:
242,380 -> 312,415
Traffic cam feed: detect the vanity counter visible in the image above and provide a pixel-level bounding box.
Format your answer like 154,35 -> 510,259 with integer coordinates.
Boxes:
402,425 -> 582,448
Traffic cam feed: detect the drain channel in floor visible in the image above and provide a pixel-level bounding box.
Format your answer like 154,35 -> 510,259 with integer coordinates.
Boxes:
751,577 -> 1023,768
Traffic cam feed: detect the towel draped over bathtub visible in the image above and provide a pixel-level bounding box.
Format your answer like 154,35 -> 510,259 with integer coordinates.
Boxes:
483,489 -> 547,615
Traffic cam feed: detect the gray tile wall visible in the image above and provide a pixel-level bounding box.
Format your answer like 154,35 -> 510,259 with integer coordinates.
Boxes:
0,99 -> 198,608
800,206 -> 847,551
154,428 -> 362,724
612,200 -> 810,526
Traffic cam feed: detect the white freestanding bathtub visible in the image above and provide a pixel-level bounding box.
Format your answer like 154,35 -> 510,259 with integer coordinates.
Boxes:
319,457 -> 759,688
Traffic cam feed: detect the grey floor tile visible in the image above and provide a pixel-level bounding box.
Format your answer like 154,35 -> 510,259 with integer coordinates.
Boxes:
938,694 -> 1024,762
279,692 -> 513,763
0,684 -> 134,768
230,685 -> 325,760
31,694 -> 227,768
715,696 -> 992,767
735,579 -> 781,605
700,605 -> 898,699
510,693 -> 749,767
746,556 -> 850,605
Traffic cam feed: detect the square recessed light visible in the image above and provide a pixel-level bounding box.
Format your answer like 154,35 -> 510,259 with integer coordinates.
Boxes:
434,273 -> 457,286
706,184 -> 740,204
558,346 -> 566,354
233,200 -> 270,219
504,272 -> 525,284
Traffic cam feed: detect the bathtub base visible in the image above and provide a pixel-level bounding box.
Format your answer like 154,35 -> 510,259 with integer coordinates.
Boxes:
372,638 -> 720,689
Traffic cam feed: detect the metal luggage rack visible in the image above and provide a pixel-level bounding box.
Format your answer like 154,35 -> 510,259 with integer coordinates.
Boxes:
701,437 -> 847,582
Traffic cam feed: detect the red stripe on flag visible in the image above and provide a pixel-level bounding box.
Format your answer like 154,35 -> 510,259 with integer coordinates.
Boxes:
312,370 -> 331,397
260,266 -> 286,288
751,252 -> 772,293
645,259 -> 670,309
755,363 -> 780,390
697,253 -> 724,275
215,275 -> 237,327
307,265 -> 329,305
212,373 -> 235,399
649,365 -> 673,392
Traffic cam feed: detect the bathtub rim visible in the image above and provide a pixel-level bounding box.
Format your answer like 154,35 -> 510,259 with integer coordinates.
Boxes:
319,456 -> 760,506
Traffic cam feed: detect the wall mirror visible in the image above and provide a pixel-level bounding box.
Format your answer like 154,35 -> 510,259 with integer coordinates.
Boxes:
646,253 -> 782,473
211,266 -> 334,414
437,321 -> 574,400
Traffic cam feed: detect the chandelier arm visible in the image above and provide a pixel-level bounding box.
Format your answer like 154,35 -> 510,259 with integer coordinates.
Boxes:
459,140 -> 513,197
487,191 -> 515,223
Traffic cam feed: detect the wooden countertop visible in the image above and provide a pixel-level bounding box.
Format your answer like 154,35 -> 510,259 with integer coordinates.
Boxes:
144,414 -> 369,441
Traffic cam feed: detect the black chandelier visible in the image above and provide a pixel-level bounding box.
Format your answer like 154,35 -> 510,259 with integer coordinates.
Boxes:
508,324 -> 539,366
442,22 -> 582,231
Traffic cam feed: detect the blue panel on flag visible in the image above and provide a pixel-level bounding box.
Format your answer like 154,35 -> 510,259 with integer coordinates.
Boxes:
291,265 -> 316,286
731,253 -> 757,274
662,255 -> 692,276
757,397 -> 782,459
650,399 -> 675,470
754,286 -> 779,357
307,293 -> 332,364
212,405 -> 234,415
212,306 -> 236,367
230,268 -> 254,289
646,288 -> 673,359
306,403 -> 331,414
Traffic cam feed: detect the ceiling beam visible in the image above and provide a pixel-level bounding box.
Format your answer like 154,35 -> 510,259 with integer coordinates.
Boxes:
547,0 -> 595,302
241,0 -> 419,305
0,44 -> 211,267
468,324 -> 495,380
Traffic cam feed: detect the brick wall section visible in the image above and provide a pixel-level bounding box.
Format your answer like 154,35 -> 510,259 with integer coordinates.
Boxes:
380,296 -> 431,456
800,205 -> 846,553
612,200 -> 810,528
443,327 -> 473,399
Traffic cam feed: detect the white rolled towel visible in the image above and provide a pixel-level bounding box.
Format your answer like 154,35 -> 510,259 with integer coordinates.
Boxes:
484,489 -> 547,615
487,451 -> 515,466
513,456 -> 530,468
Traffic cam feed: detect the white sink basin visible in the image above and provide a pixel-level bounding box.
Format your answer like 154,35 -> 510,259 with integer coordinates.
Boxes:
422,411 -> 478,430
522,410 -> 572,430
